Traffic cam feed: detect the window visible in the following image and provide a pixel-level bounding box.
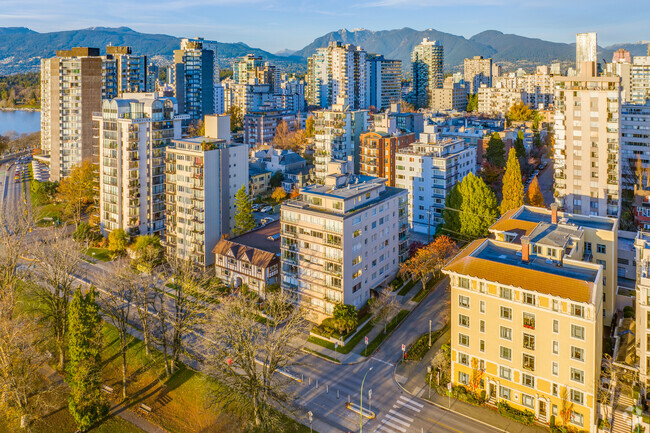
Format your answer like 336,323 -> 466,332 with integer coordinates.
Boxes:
352,255 -> 362,265
353,269 -> 362,279
552,299 -> 559,311
522,354 -> 535,371
499,366 -> 512,380
479,282 -> 486,293
458,314 -> 470,328
499,386 -> 511,400
553,341 -> 559,355
552,362 -> 559,376
597,244 -> 606,254
571,368 -> 585,384
459,295 -> 470,308
571,325 -> 585,340
458,352 -> 469,366
500,346 -> 512,361
570,389 -> 584,405
522,293 -> 535,305
553,319 -> 559,333
480,320 -> 485,333
500,326 -> 512,341
458,277 -> 470,289
521,394 -> 535,409
500,287 -> 512,300
500,307 -> 512,320
480,340 -> 485,352
523,312 -> 535,330
523,333 -> 535,350
572,304 -> 584,318
458,334 -> 470,347
571,346 -> 585,361
552,404 -> 558,416
479,300 -> 485,313
571,412 -> 584,427
522,373 -> 535,388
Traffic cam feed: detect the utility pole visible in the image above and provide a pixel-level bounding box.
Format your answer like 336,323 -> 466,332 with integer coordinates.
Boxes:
360,367 -> 373,433
429,319 -> 432,347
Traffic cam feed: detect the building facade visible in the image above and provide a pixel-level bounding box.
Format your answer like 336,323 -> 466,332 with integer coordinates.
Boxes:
620,102 -> 650,191
477,83 -> 523,117
367,54 -> 402,111
576,32 -> 597,75
410,38 -> 444,109
464,56 -> 492,94
102,46 -> 148,99
431,77 -> 468,112
359,128 -> 415,186
174,38 -> 217,122
631,55 -> 650,105
242,110 -> 296,147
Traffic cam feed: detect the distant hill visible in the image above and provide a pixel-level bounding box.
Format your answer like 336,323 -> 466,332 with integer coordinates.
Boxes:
0,26 -> 304,75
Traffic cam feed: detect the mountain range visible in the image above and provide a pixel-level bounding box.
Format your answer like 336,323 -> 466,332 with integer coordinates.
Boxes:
0,26 -> 647,76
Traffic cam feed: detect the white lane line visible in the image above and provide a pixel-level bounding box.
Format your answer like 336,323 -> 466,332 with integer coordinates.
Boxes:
378,420 -> 407,432
388,409 -> 414,422
398,395 -> 424,408
384,414 -> 410,427
375,425 -> 397,433
373,358 -> 395,367
394,400 -> 422,412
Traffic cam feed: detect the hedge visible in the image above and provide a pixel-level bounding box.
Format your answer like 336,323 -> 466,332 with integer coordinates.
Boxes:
497,401 -> 535,425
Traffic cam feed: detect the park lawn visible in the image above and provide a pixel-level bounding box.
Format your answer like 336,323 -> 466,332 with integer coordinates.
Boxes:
35,202 -> 65,224
86,247 -> 112,262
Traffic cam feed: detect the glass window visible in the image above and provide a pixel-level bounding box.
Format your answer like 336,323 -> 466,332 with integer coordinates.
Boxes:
499,386 -> 511,400
499,366 -> 511,380
572,304 -> 584,318
458,352 -> 469,366
458,314 -> 470,328
459,371 -> 469,385
597,244 -> 606,254
480,300 -> 485,313
552,299 -> 559,311
570,389 -> 584,405
521,394 -> 535,408
522,354 -> 535,371
480,320 -> 485,333
571,346 -> 585,361
500,287 -> 512,300
459,295 -> 470,308
480,340 -> 485,352
571,412 -> 584,427
571,325 -> 585,340
523,312 -> 535,330
522,293 -> 535,305
552,362 -> 559,376
553,341 -> 559,354
571,368 -> 584,384
500,306 -> 512,320
523,333 -> 535,350
500,326 -> 512,341
522,374 -> 535,388
458,333 -> 470,347
458,277 -> 470,289
553,319 -> 559,333
500,346 -> 512,361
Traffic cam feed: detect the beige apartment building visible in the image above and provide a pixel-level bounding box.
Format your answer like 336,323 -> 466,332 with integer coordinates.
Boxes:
41,47 -> 102,181
444,236 -> 603,432
553,61 -> 621,218
636,232 -> 650,386
464,56 -> 492,94
430,77 -> 468,112
477,82 -> 523,117
280,161 -> 408,322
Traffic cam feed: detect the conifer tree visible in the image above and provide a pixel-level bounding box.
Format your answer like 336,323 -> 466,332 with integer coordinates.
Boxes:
485,132 -> 506,168
526,176 -> 545,207
442,183 -> 462,236
458,173 -> 498,239
233,185 -> 256,236
67,288 -> 108,432
514,130 -> 526,158
500,148 -> 525,215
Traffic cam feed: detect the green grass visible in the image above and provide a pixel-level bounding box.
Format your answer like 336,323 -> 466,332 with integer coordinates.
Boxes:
406,323 -> 449,361
362,310 -> 409,356
411,275 -> 444,303
397,279 -> 417,296
308,319 -> 375,355
86,247 -> 112,262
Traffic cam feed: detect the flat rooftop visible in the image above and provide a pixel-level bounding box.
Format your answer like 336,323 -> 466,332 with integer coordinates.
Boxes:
504,206 -> 615,232
302,175 -> 383,199
528,222 -> 582,248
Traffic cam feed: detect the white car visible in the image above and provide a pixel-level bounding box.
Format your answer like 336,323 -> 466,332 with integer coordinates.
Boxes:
261,206 -> 273,213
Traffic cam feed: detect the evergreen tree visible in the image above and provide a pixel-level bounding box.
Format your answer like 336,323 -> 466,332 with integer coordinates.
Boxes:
485,132 -> 506,168
514,130 -> 526,158
442,183 -> 462,236
458,173 -> 498,239
466,94 -> 478,112
233,185 -> 256,236
526,176 -> 545,207
500,148 -> 525,215
67,288 -> 108,431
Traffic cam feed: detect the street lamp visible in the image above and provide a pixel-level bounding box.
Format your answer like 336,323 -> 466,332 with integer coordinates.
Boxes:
307,410 -> 313,433
360,366 -> 373,433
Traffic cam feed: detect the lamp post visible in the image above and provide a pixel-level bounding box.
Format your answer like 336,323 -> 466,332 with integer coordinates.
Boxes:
307,411 -> 313,433
360,366 -> 373,433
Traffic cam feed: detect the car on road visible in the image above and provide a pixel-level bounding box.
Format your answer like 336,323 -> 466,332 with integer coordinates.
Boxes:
260,217 -> 274,225
252,204 -> 260,211
260,205 -> 273,213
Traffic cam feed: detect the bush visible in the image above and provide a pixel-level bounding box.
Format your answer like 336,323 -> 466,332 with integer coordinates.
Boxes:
497,401 -> 535,425
624,306 -> 635,319
390,276 -> 403,291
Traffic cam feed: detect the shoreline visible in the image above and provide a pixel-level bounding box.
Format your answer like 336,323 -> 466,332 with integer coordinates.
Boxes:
0,107 -> 40,112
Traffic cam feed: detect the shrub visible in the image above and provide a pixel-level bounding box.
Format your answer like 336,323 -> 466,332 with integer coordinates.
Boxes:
550,415 -> 556,428
624,306 -> 635,319
497,401 -> 535,425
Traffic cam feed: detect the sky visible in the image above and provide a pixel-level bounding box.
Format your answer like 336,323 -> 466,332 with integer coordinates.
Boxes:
0,0 -> 649,52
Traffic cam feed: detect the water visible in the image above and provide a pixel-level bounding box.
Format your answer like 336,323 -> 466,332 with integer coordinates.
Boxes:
0,110 -> 41,135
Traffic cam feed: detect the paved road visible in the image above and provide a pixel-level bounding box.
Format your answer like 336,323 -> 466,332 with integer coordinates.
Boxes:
536,157 -> 554,206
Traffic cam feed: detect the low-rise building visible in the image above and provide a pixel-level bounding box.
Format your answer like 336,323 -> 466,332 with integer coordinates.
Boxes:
243,110 -> 296,147
249,167 -> 272,197
430,77 -> 468,112
477,83 -> 523,117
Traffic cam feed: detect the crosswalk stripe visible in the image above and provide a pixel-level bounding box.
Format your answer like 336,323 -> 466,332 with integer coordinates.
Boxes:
399,395 -> 424,407
384,414 -> 410,427
376,425 -> 397,433
394,400 -> 422,412
389,409 -> 414,422
379,419 -> 407,432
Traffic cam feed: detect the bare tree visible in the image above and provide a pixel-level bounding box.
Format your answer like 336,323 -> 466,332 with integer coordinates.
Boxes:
133,271 -> 157,357
30,227 -> 83,369
98,259 -> 136,399
0,204 -> 32,311
201,291 -> 308,431
151,287 -> 173,376
369,287 -> 399,333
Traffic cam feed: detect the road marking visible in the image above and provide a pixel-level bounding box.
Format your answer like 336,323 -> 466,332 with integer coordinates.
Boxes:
398,395 -> 423,408
424,416 -> 464,433
388,409 -> 413,422
375,425 -> 397,433
384,414 -> 409,427
373,358 -> 394,367
378,419 -> 406,432
394,400 -> 421,412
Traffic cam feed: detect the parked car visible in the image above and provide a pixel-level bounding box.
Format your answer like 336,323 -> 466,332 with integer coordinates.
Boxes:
261,217 -> 275,225
261,206 -> 273,213
252,204 -> 260,211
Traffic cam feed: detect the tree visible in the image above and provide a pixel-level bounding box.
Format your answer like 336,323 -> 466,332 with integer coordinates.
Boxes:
332,303 -> 358,334
466,94 -> 478,112
441,184 -> 462,237
186,119 -> 205,137
458,173 -> 499,239
559,386 -> 574,427
271,186 -> 287,203
269,170 -> 284,188
407,241 -> 423,259
228,105 -> 243,132
507,100 -> 534,122
289,187 -> 300,199
272,120 -> 291,148
67,288 -> 108,431
132,273 -> 157,357
526,176 -> 545,207
305,116 -> 315,138
72,222 -> 97,244
233,185 -> 256,236
108,228 -> 128,256
500,148 -> 524,215
485,132 -> 506,168
132,235 -> 163,272
400,236 -> 457,290
399,100 -> 417,113
532,111 -> 542,129
369,288 -> 399,333
514,130 -> 526,158
201,291 -> 308,431
469,357 -> 484,398
480,162 -> 503,189
56,161 -> 97,226
532,132 -> 542,148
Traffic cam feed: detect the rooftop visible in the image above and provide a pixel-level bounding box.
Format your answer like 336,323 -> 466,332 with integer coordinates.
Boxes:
444,239 -> 599,304
492,206 -> 615,234
228,220 -> 281,254
302,175 -> 384,199
527,222 -> 582,248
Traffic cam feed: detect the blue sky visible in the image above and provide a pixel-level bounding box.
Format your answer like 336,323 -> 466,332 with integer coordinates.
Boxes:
1,0 -> 648,52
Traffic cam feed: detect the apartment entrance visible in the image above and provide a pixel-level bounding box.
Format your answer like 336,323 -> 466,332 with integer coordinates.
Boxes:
539,400 -> 547,422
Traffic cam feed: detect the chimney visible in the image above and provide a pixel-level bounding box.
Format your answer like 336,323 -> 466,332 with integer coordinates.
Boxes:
551,203 -> 558,224
521,236 -> 530,263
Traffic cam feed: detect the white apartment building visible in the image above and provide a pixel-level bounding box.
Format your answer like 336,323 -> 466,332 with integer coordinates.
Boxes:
411,38 -> 444,109
430,77 -> 468,112
553,62 -> 621,217
164,115 -> 248,268
368,54 -> 401,111
395,133 -> 475,234
464,56 -> 492,94
576,32 -> 597,75
477,83 -> 523,117
620,102 -> 650,191
313,97 -> 369,181
491,67 -> 555,110
94,93 -> 185,237
635,232 -> 650,386
631,55 -> 650,105
280,164 -> 408,322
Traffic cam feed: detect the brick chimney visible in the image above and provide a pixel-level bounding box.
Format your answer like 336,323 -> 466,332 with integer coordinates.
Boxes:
551,203 -> 558,225
521,236 -> 530,263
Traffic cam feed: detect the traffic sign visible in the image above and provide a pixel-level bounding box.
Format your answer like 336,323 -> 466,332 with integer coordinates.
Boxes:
447,382 -> 452,391
365,336 -> 368,345
401,344 -> 405,352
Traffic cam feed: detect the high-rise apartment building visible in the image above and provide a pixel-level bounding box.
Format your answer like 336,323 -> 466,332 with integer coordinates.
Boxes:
444,232 -> 603,432
102,46 -> 148,99
553,62 -> 621,217
631,54 -> 650,104
312,97 -> 369,181
576,32 -> 597,75
93,93 -> 185,236
367,54 -> 401,111
395,134 -> 475,234
464,56 -> 492,94
620,102 -> 650,191
430,77 -> 468,112
41,47 -> 102,181
410,38 -> 444,109
280,163 -> 408,321
306,41 -> 369,110
164,115 -> 248,268
174,38 -> 218,122
635,232 -> 650,387
233,54 -> 279,92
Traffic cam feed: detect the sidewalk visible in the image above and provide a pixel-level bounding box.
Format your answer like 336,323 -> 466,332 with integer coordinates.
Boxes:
394,329 -> 548,433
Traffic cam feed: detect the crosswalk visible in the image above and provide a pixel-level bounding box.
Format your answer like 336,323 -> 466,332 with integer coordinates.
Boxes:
374,395 -> 423,433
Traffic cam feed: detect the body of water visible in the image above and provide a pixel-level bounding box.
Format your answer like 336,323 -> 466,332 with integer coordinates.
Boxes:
0,109 -> 41,135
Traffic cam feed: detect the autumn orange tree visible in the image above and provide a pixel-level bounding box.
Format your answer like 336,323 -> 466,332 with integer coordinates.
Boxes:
526,176 -> 545,207
559,386 -> 574,427
289,187 -> 300,199
469,357 -> 484,398
273,120 -> 307,152
271,186 -> 287,203
57,160 -> 98,226
399,235 -> 457,290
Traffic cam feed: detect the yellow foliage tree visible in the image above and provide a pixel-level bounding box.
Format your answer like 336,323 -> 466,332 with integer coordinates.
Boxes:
271,187 -> 287,203
57,161 -> 97,226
